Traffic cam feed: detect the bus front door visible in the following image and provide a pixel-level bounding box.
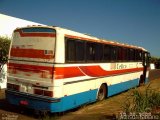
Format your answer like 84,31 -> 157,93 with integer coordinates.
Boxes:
142,52 -> 150,83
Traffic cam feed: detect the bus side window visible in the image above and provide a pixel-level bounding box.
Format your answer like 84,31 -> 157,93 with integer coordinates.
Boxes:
130,49 -> 134,61
76,40 -> 85,62
147,53 -> 151,65
66,38 -> 86,63
128,49 -> 135,61
118,47 -> 123,61
123,48 -> 127,61
143,52 -> 150,67
104,45 -> 111,61
139,51 -> 143,61
110,46 -> 117,61
95,43 -> 103,62
66,39 -> 76,62
135,50 -> 138,61
86,42 -> 95,62
135,50 -> 142,61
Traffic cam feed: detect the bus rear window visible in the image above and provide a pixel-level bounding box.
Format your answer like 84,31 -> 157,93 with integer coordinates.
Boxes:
22,28 -> 55,33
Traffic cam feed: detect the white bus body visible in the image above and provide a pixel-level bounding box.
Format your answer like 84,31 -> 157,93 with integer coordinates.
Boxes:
6,26 -> 150,112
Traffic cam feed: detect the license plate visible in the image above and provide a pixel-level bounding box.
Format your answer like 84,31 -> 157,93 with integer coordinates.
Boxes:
20,100 -> 29,106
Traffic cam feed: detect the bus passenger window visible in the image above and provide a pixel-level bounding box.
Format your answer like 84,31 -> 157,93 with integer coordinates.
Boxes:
128,49 -> 135,61
118,47 -> 123,61
131,49 -> 135,61
95,43 -> 103,62
110,46 -> 117,61
66,39 -> 76,62
104,45 -> 111,61
123,48 -> 127,61
66,38 -> 86,63
86,42 -> 95,61
138,51 -> 142,61
76,40 -> 85,62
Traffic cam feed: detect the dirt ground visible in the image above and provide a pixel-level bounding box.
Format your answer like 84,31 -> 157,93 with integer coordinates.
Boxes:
0,69 -> 160,120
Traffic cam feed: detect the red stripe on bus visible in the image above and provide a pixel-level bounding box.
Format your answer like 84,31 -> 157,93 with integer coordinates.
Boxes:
8,63 -> 85,79
15,30 -> 56,37
10,48 -> 54,59
54,67 -> 85,79
9,63 -> 53,79
9,63 -> 53,72
79,66 -> 143,77
8,63 -> 143,79
54,66 -> 143,79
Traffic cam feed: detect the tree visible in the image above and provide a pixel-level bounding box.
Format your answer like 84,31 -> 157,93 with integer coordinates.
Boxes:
0,36 -> 11,63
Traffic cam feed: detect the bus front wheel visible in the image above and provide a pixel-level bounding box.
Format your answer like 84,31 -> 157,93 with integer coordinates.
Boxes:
97,84 -> 107,101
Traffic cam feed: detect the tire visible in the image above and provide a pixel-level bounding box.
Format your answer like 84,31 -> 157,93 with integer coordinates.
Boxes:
139,75 -> 144,86
97,84 -> 107,101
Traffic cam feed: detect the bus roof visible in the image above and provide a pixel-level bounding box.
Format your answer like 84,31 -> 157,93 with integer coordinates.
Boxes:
14,25 -> 147,52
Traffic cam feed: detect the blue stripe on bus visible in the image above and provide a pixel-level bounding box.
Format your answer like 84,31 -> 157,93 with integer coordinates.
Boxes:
108,78 -> 139,97
6,78 -> 146,112
56,89 -> 97,112
6,89 -> 97,112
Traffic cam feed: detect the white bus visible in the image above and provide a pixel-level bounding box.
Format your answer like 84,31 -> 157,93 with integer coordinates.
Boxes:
6,25 -> 150,113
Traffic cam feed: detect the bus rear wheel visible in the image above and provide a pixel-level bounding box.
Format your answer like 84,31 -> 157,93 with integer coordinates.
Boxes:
97,84 -> 107,101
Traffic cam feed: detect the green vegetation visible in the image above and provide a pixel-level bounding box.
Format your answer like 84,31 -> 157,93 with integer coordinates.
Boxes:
122,85 -> 160,114
0,36 -> 11,63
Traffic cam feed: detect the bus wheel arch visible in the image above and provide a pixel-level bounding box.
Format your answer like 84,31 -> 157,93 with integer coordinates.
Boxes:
97,83 -> 108,101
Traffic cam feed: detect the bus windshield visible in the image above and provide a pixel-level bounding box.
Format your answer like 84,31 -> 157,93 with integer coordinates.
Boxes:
10,27 -> 56,63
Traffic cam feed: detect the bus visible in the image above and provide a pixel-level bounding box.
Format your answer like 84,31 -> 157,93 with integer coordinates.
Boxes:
6,25 -> 150,113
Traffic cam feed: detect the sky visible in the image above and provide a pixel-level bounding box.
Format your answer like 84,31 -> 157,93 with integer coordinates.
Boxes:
0,0 -> 160,57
